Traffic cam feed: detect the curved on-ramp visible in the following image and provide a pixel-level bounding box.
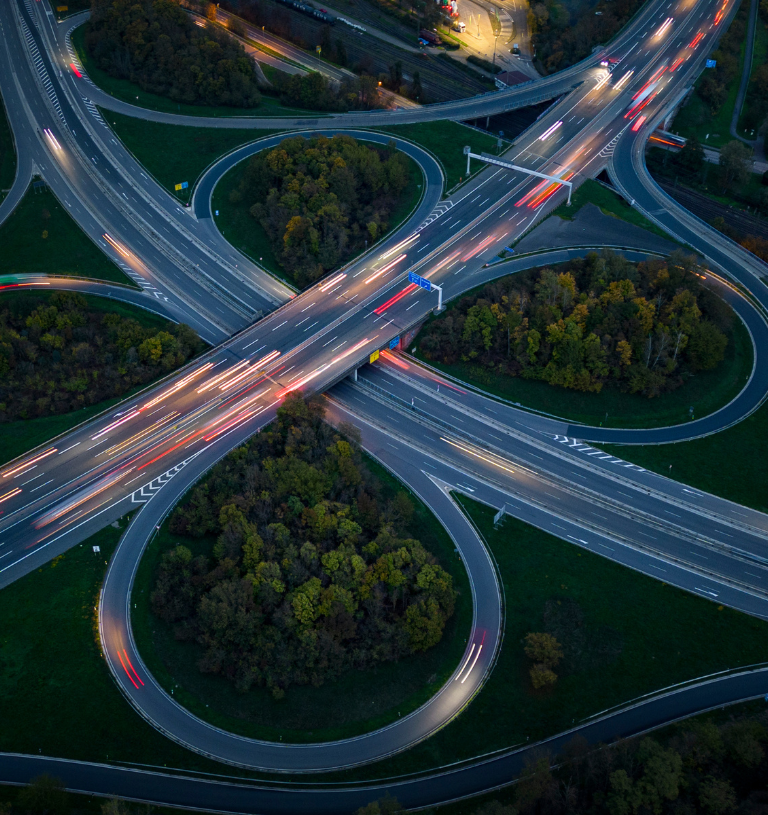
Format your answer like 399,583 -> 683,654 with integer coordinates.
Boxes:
98,413 -> 502,773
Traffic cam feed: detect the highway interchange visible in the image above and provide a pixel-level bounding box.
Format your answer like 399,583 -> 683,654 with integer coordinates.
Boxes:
2,0 -> 768,807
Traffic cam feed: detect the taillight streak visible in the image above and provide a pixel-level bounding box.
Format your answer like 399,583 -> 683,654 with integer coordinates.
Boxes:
538,121 -> 563,141
515,177 -> 550,207
2,448 -> 57,478
34,469 -> 131,528
141,362 -> 214,408
91,410 -> 141,441
374,283 -> 418,315
102,233 -> 131,258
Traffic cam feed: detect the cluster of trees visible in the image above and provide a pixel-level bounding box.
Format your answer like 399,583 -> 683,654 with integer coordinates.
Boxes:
418,252 -> 731,398
0,779 -> 187,815
230,135 -> 412,287
528,0 -> 644,73
86,0 -> 262,108
0,292 -> 202,422
524,632 -> 563,689
14,706 -> 768,815
271,71 -> 387,113
152,395 -> 456,696
651,137 -> 760,198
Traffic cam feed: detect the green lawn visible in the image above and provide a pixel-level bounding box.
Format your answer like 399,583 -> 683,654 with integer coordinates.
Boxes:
671,0 -> 748,148
71,25 -> 312,122
376,121 -> 510,192
0,291 -> 189,467
103,110 -> 282,203
0,522 -> 251,775
411,271 -> 752,429
211,147 -> 424,288
131,451 -> 472,743
0,183 -> 131,285
211,161 -> 293,282
0,90 -> 16,203
603,396 -> 768,513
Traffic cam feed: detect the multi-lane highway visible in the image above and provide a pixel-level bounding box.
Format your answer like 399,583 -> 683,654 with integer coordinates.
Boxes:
3,0 -> 768,804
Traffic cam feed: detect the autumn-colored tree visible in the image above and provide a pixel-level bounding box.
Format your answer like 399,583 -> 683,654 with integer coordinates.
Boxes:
419,252 -> 728,399
524,632 -> 563,667
0,291 -> 202,423
154,396 -> 456,694
525,632 -> 563,688
16,775 -> 67,815
234,135 -> 411,287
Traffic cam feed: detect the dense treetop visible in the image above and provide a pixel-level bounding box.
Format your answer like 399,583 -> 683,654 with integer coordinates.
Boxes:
0,291 -> 202,422
419,252 -> 730,397
152,396 -> 456,696
86,0 -> 262,107
528,0 -> 644,73
230,135 -> 412,287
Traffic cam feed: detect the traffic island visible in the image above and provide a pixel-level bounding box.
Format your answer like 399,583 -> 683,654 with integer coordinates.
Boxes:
410,251 -> 753,429
130,396 -> 472,743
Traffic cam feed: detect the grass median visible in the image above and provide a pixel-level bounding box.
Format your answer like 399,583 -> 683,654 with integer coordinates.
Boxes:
603,397 -> 768,513
376,120 -> 510,192
0,521 -> 248,774
0,182 -> 131,286
102,111 -> 282,204
333,495 -> 768,780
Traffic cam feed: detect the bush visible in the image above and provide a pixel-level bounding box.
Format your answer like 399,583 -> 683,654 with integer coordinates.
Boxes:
467,54 -> 503,74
